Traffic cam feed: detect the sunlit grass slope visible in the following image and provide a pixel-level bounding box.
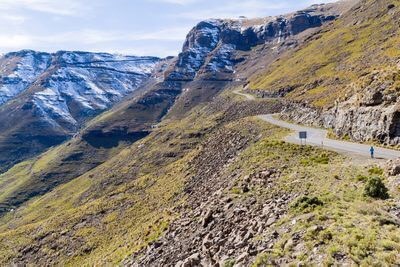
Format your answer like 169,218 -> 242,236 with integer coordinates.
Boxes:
250,0 -> 400,108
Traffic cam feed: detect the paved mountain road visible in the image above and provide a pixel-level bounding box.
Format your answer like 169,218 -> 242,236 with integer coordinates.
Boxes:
233,89 -> 400,160
259,114 -> 400,160
233,89 -> 256,100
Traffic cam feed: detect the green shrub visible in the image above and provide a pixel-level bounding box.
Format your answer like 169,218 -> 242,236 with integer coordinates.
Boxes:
314,154 -> 330,164
224,259 -> 235,267
368,167 -> 384,176
252,253 -> 270,267
328,245 -> 341,257
364,177 -> 389,199
293,196 -> 324,210
356,174 -> 368,182
320,230 -> 333,243
230,187 -> 242,195
300,154 -> 329,166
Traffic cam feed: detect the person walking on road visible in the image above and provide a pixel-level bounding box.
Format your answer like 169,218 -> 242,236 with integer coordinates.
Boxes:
370,146 -> 375,159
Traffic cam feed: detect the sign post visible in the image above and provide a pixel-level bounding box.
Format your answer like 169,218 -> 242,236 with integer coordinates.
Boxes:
299,131 -> 307,145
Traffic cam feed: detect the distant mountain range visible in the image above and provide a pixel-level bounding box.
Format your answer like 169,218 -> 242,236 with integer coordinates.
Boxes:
0,50 -> 160,172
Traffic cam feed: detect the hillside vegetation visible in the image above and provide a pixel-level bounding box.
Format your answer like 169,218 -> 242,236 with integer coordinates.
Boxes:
0,88 -> 278,264
0,88 -> 399,265
1,0 -> 400,265
250,0 -> 400,108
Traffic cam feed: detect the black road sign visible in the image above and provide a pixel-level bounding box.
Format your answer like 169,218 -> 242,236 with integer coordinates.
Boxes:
299,131 -> 307,139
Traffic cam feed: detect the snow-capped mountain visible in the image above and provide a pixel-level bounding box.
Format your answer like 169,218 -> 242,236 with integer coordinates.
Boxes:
0,51 -> 52,105
0,50 -> 160,173
0,50 -> 159,129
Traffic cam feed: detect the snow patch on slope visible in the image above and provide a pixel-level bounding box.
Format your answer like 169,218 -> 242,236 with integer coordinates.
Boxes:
167,20 -> 222,80
0,51 -> 52,105
31,52 -> 158,128
0,50 -> 159,128
205,43 -> 236,73
34,88 -> 77,126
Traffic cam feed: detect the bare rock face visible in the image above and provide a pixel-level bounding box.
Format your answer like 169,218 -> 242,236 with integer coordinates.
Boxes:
325,68 -> 400,145
165,3 -> 342,82
167,20 -> 222,81
281,67 -> 400,145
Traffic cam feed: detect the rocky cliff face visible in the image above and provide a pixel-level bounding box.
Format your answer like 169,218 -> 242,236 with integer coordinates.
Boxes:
166,3 -> 344,82
325,66 -> 400,145
282,64 -> 400,145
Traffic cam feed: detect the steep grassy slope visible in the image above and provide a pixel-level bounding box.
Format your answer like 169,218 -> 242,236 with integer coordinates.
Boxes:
0,139 -> 124,214
249,0 -> 400,108
129,101 -> 400,266
0,109 -> 211,265
0,86 -> 282,265
0,86 -> 399,265
0,76 -> 184,214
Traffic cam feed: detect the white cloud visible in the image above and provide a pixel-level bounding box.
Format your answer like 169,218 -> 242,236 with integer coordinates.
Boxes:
173,0 -> 289,20
128,27 -> 192,41
0,26 -> 190,55
148,0 -> 199,5
176,0 -> 314,20
0,35 -> 32,49
0,0 -> 89,16
173,0 -> 340,20
0,14 -> 26,24
35,27 -> 191,45
96,45 -> 179,57
306,0 -> 337,4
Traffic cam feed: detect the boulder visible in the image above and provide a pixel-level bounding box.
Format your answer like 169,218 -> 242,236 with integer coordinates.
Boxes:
385,158 -> 400,176
181,253 -> 201,267
202,209 -> 214,227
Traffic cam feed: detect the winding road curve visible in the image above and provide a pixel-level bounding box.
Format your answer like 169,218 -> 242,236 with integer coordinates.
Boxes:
233,89 -> 256,100
234,89 -> 400,160
259,114 -> 400,160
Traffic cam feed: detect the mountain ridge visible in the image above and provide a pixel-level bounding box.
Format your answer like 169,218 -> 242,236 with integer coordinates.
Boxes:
0,50 -> 161,173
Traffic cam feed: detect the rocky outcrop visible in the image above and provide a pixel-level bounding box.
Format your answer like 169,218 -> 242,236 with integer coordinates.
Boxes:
128,189 -> 292,267
385,158 -> 400,176
281,67 -> 400,145
124,120 -> 294,266
165,3 -> 344,82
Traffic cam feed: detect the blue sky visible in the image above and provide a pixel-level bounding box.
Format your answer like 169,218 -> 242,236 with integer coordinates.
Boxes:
0,0 -> 336,57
